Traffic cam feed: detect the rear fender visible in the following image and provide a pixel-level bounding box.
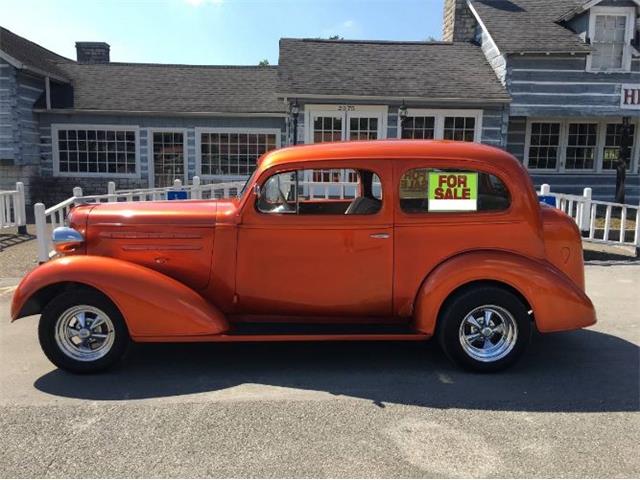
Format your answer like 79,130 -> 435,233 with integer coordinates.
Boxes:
11,256 -> 228,338
413,250 -> 596,335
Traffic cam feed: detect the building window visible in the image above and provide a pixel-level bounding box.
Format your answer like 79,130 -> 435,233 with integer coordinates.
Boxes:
199,130 -> 278,177
588,7 -> 634,72
313,116 -> 343,143
54,126 -> 137,176
401,116 -> 436,139
603,123 -> 635,170
152,132 -> 184,188
349,117 -> 378,140
399,110 -> 482,142
566,123 -> 597,170
527,122 -> 561,170
443,116 -> 476,142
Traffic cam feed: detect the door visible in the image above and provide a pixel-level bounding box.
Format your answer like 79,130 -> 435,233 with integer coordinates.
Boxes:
306,105 -> 387,144
235,162 -> 394,317
151,130 -> 186,187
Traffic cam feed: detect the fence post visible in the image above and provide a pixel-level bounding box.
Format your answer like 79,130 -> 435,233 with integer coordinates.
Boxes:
15,182 -> 27,234
34,203 -> 48,263
173,179 -> 182,189
580,187 -> 591,232
192,176 -> 201,200
540,183 -> 551,195
107,181 -> 116,202
72,186 -> 83,199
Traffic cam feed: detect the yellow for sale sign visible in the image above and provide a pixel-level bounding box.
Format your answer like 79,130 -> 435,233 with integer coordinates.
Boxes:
428,172 -> 478,211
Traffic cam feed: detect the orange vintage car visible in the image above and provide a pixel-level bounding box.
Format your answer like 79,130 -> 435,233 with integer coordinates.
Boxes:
11,140 -> 596,373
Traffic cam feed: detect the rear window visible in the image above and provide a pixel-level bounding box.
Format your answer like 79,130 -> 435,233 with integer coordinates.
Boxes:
399,168 -> 510,214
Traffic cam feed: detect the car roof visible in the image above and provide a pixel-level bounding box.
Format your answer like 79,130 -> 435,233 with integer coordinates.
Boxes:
258,140 -> 521,173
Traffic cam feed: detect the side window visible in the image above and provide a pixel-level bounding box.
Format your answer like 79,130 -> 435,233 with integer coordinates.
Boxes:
399,168 -> 510,214
257,168 -> 382,215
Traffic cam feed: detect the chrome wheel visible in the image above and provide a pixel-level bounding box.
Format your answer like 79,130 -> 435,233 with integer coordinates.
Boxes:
458,305 -> 518,363
54,305 -> 115,362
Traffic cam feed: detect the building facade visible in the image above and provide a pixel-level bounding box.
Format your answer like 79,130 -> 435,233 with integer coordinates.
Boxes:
1,0 -> 639,207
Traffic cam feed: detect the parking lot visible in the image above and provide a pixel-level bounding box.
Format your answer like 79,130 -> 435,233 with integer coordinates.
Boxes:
0,234 -> 638,477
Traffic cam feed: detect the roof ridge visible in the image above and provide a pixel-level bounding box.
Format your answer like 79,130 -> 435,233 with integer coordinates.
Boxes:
56,61 -> 278,69
281,37 -> 453,46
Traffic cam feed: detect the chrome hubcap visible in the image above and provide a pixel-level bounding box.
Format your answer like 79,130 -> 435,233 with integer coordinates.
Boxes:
458,305 -> 518,363
54,305 -> 115,362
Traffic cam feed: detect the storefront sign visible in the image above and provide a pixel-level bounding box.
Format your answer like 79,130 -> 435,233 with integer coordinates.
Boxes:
621,84 -> 640,109
428,172 -> 478,211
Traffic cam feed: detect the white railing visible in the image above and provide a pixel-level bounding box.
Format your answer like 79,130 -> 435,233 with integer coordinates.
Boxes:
539,184 -> 640,248
33,177 -> 245,263
0,182 -> 27,233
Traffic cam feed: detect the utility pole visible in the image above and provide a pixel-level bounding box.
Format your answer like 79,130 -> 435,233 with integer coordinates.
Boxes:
616,117 -> 632,204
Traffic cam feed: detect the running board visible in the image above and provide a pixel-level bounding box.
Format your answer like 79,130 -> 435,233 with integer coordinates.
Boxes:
134,333 -> 430,343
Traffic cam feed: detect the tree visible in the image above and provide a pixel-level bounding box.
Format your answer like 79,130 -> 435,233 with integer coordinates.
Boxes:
258,59 -> 270,66
328,35 -> 343,40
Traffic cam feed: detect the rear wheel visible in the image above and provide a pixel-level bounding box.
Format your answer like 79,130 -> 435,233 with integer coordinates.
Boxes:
437,286 -> 531,372
38,290 -> 129,373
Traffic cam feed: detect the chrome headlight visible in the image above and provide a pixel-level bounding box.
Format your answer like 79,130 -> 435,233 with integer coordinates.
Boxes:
52,227 -> 84,255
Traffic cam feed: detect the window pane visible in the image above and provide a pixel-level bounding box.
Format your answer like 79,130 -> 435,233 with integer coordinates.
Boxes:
57,129 -> 136,175
527,122 -> 561,169
199,131 -> 278,177
566,123 -> 597,169
313,116 -> 343,143
402,116 -> 435,139
443,116 -> 476,142
603,123 -> 635,170
399,168 -> 510,213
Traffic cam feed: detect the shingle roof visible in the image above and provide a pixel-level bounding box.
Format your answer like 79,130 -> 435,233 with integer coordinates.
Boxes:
53,62 -> 285,114
469,0 -> 590,53
0,26 -> 74,81
277,38 -> 510,102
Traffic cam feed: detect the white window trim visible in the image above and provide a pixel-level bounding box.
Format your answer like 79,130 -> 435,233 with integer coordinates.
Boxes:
396,109 -> 484,143
51,124 -> 141,179
524,118 -> 639,173
304,104 -> 388,144
586,6 -> 636,73
147,128 -> 189,187
194,127 -> 282,181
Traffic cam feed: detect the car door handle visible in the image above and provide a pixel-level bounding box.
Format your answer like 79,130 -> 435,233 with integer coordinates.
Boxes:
370,233 -> 390,239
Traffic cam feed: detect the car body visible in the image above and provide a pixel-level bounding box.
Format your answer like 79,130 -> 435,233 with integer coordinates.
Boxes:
11,140 -> 596,372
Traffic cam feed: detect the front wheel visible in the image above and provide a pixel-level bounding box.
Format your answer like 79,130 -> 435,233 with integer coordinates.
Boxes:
437,286 -> 531,372
38,290 -> 130,373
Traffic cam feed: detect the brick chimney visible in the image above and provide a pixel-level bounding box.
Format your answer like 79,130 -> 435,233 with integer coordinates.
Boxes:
442,0 -> 477,42
75,42 -> 110,64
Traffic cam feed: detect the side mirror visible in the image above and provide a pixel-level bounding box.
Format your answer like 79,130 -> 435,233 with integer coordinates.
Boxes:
253,184 -> 261,199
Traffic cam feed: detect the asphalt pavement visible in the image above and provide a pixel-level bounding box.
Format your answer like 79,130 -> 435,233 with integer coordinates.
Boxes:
0,265 -> 639,478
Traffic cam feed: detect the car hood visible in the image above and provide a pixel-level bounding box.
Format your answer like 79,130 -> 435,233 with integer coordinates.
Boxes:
82,199 -> 237,226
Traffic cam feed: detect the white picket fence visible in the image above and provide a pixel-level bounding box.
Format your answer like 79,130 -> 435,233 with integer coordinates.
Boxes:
0,182 -> 27,233
539,184 -> 640,248
33,176 -> 245,262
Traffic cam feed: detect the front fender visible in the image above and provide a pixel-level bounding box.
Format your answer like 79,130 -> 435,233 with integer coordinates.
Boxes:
11,256 -> 229,338
413,250 -> 596,335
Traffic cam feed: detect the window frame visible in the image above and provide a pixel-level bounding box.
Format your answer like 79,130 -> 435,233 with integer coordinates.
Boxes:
396,166 -> 513,216
396,109 -> 484,142
586,6 -> 636,73
195,127 -> 281,181
524,117 -> 640,173
304,104 -> 388,144
255,166 -> 384,217
147,127 -> 189,187
52,124 -> 141,179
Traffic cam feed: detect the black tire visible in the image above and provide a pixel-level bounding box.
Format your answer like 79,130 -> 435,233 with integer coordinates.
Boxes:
437,286 -> 531,372
38,290 -> 129,373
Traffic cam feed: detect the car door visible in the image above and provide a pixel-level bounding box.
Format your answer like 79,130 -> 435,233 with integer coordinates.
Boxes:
235,160 -> 394,318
